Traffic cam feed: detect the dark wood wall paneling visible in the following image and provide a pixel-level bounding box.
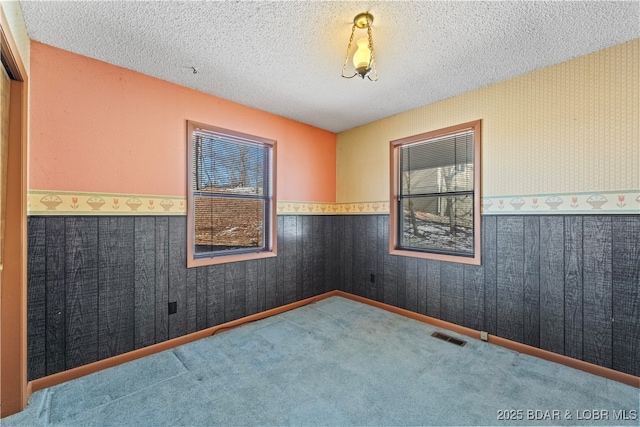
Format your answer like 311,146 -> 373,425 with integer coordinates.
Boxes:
27,215 -> 336,380
496,217 -> 524,343
333,215 -> 640,377
539,216 -> 565,355
27,214 -> 639,379
611,217 -> 640,374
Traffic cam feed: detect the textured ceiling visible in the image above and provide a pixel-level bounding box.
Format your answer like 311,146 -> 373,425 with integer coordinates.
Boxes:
20,1 -> 640,133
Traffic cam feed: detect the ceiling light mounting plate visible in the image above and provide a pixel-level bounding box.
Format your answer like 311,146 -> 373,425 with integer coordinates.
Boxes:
354,12 -> 373,29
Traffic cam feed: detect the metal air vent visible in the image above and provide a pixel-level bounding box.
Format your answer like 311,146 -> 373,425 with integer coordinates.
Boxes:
431,331 -> 466,346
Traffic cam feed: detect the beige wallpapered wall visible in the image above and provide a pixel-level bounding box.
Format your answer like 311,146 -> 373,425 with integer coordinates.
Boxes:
337,39 -> 639,206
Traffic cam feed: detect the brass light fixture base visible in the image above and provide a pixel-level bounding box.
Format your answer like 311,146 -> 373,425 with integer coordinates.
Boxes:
354,12 -> 374,29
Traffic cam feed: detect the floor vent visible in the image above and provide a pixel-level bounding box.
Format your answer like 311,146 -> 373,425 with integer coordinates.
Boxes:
431,332 -> 467,347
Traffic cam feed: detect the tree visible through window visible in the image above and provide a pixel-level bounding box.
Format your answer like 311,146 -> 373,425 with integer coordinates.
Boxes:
187,121 -> 276,267
390,121 -> 481,265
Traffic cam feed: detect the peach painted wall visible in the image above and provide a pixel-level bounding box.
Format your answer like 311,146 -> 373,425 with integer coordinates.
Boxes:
29,41 -> 336,202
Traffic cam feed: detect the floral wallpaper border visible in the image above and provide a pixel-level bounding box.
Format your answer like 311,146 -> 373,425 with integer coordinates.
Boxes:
481,190 -> 640,215
277,201 -> 390,215
27,191 -> 390,216
28,190 -> 186,215
28,190 -> 639,216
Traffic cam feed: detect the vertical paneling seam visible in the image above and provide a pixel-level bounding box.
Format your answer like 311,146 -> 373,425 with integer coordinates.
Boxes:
243,262 -> 247,320
464,264 -> 468,330
522,217 -> 528,342
610,218 -> 614,367
607,217 -> 613,368
165,218 -> 166,340
223,263 -> 227,323
132,218 -> 137,350
300,218 -> 304,298
439,260 -> 442,320
563,216 -> 566,356
203,217 -> 207,330
44,218 -> 48,374
96,218 -> 101,364
581,217 -> 585,362
154,217 -> 158,343
153,217 -> 157,343
494,216 -> 500,335
607,216 -> 614,368
62,220 -> 67,371
538,216 -> 541,348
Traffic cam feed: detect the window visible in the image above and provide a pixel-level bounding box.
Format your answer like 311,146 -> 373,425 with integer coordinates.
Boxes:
390,120 -> 481,265
187,121 -> 276,267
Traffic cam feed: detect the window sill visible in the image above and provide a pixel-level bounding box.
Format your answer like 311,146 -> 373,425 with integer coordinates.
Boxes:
389,248 -> 481,266
187,250 -> 277,268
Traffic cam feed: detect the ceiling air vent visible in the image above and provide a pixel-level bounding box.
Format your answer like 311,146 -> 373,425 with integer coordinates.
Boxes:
431,331 -> 466,347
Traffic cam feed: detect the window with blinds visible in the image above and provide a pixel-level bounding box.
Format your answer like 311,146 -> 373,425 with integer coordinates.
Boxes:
390,121 -> 481,264
187,122 -> 275,266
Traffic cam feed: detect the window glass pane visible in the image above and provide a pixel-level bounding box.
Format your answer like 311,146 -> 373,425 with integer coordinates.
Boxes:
400,195 -> 473,255
392,121 -> 479,263
400,132 -> 473,194
401,164 -> 474,195
194,196 -> 264,254
188,122 -> 275,266
193,133 -> 266,196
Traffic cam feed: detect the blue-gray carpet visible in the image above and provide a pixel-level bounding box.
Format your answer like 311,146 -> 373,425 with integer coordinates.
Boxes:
4,296 -> 639,426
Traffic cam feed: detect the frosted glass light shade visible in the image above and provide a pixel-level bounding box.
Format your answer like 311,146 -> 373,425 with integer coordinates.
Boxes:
352,38 -> 371,69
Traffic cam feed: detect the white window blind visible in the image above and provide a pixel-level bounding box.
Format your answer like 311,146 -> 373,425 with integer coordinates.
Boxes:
191,128 -> 272,258
398,131 -> 475,256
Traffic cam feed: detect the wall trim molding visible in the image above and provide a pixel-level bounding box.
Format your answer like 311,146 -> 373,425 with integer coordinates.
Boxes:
27,289 -> 638,401
28,189 -> 639,216
336,291 -> 640,389
1,3 -> 30,417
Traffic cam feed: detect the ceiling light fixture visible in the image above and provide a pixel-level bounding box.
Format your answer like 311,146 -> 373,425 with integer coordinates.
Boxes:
341,12 -> 378,81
